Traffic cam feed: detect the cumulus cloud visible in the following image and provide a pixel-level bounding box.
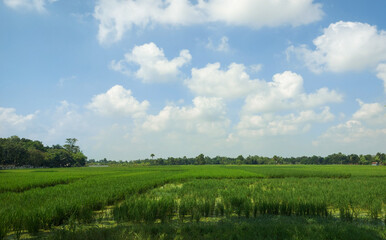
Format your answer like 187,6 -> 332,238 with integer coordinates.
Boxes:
87,85 -> 149,117
314,100 -> 386,150
289,21 -> 386,73
237,107 -> 334,137
94,0 -> 205,44
0,107 -> 36,133
3,0 -> 57,13
94,0 -> 323,44
243,71 -> 343,113
201,0 -> 322,28
111,42 -> 191,83
316,120 -> 385,145
228,71 -> 341,137
314,120 -> 386,150
185,62 -> 262,99
142,96 -> 230,136
352,99 -> 386,125
186,65 -> 341,107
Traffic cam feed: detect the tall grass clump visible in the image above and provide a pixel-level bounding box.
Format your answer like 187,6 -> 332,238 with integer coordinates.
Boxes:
113,196 -> 176,223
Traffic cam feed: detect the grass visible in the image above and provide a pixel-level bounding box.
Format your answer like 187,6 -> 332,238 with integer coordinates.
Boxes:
48,216 -> 385,240
0,165 -> 385,239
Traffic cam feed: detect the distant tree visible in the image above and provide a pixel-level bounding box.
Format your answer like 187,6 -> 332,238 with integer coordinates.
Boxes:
64,138 -> 80,154
272,155 -> 284,164
151,153 -> 155,159
326,153 -> 347,164
348,154 -> 359,164
87,159 -> 96,163
28,148 -> 45,167
0,136 -> 87,168
359,155 -> 371,165
73,152 -> 87,166
196,154 -> 205,165
375,152 -> 385,165
45,149 -> 74,167
236,155 -> 244,165
51,144 -> 63,149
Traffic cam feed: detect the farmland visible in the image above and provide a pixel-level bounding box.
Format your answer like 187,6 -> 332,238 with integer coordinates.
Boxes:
0,165 -> 385,239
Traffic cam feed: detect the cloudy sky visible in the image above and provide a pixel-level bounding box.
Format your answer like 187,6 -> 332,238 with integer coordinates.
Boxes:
1,0 -> 385,160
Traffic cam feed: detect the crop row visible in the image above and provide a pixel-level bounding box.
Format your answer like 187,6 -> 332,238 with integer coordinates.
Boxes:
113,178 -> 385,224
113,195 -> 331,224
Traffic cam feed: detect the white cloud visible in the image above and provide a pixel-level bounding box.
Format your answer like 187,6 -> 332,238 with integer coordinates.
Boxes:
314,120 -> 386,149
206,36 -> 230,52
142,96 -> 230,136
231,71 -> 341,138
94,0 -> 323,44
186,66 -> 342,106
237,107 -> 334,137
289,21 -> 386,73
0,107 -> 36,133
352,99 -> 386,125
243,71 -> 342,113
111,42 -> 191,83
94,0 -> 205,44
87,85 -> 149,117
314,100 -> 386,150
376,63 -> 386,92
201,0 -> 322,28
3,0 -> 57,13
185,62 -> 262,99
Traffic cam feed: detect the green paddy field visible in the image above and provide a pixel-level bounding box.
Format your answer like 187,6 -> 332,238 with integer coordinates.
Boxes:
0,165 -> 385,239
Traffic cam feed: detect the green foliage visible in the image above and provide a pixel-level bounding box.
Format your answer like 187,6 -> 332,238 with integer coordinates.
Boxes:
0,136 -> 87,168
126,152 -> 385,166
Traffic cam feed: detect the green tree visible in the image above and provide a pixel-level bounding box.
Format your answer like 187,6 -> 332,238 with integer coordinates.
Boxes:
196,154 -> 205,165
28,148 -> 45,167
359,155 -> 371,165
64,138 -> 80,154
73,152 -> 87,166
374,152 -> 385,165
348,154 -> 359,164
45,149 -> 74,167
236,155 -> 244,165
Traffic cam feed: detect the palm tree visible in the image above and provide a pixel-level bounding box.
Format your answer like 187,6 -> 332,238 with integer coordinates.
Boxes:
150,153 -> 155,159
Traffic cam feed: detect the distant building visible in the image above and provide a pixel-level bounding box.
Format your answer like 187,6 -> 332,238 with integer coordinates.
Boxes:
372,162 -> 379,166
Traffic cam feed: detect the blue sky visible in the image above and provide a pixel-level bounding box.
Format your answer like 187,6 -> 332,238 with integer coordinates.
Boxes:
1,0 -> 385,160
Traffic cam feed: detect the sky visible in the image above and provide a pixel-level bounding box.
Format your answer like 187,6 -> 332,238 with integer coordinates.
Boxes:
0,0 -> 385,160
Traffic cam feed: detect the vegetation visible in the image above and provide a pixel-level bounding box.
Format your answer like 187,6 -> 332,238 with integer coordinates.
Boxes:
0,136 -> 87,168
2,135 -> 383,168
94,152 -> 386,166
0,165 -> 384,239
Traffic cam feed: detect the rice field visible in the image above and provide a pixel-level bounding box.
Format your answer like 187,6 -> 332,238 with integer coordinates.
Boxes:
0,165 -> 385,239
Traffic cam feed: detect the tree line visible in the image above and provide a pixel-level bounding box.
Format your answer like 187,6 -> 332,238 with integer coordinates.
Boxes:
0,136 -> 87,168
119,152 -> 385,166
